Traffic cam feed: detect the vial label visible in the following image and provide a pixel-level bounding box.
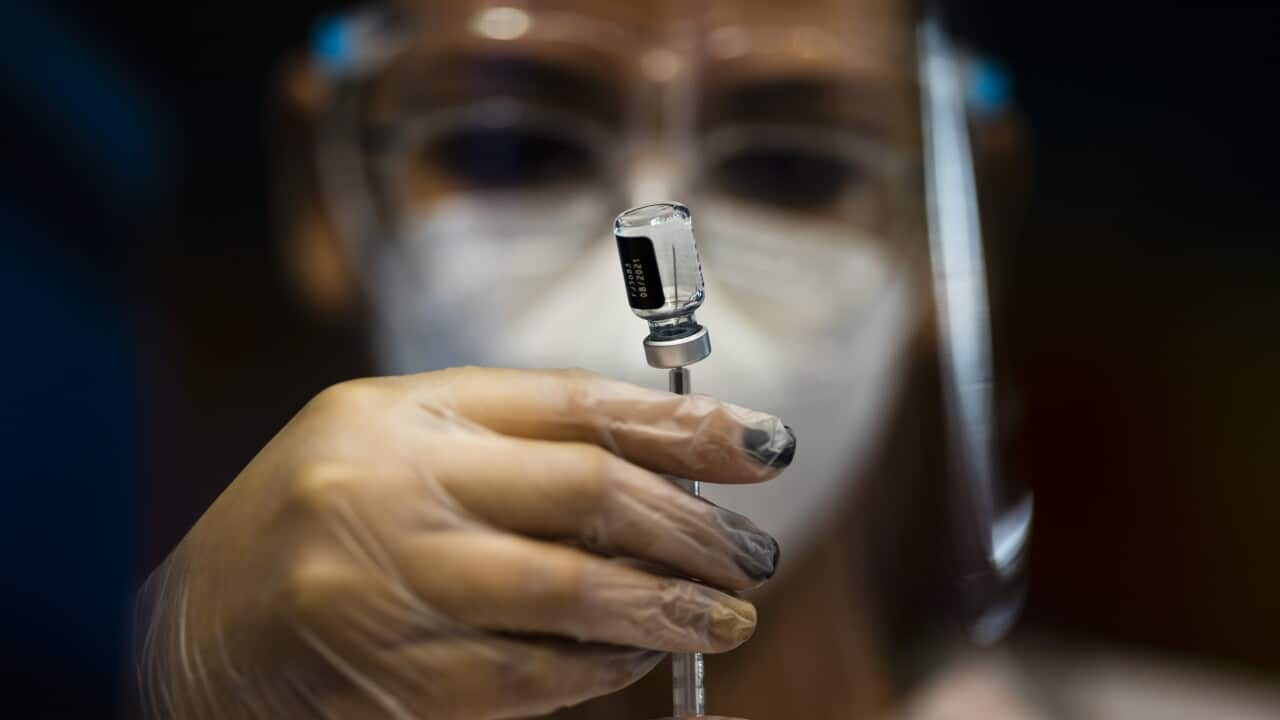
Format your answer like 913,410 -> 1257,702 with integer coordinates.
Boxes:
616,235 -> 666,310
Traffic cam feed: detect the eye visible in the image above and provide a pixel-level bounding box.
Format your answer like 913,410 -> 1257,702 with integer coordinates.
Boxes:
424,124 -> 597,189
709,143 -> 864,208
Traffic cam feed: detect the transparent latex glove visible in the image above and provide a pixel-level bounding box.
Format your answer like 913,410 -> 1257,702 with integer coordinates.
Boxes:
136,367 -> 796,719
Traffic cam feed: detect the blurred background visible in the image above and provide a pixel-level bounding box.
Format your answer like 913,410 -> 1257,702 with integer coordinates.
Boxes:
2,0 -> 1278,716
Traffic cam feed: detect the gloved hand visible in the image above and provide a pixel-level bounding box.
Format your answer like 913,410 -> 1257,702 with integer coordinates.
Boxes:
136,367 -> 796,719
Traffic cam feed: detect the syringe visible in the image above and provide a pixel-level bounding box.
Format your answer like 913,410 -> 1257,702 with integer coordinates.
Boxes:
614,201 -> 711,717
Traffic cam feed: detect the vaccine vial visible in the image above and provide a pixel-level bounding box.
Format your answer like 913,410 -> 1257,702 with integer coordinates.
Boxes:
614,202 -> 712,368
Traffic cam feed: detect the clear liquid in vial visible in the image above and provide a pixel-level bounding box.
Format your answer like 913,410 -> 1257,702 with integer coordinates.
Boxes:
614,202 -> 705,339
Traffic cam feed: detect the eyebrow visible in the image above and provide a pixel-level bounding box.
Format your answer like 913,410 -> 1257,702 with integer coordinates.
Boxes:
367,45 -> 625,131
699,72 -> 907,141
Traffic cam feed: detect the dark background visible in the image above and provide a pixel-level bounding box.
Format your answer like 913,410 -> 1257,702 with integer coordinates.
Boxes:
2,1 -> 1277,716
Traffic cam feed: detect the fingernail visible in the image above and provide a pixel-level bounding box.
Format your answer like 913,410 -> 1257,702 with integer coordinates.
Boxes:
736,535 -> 781,581
709,598 -> 757,646
742,424 -> 797,469
719,509 -> 781,581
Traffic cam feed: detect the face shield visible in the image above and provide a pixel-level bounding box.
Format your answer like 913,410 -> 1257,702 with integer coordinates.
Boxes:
302,0 -> 1029,654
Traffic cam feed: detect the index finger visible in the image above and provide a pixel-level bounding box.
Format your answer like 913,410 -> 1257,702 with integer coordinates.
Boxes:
404,367 -> 795,484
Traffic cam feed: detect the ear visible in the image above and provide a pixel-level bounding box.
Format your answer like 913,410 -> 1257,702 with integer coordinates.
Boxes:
270,54 -> 363,322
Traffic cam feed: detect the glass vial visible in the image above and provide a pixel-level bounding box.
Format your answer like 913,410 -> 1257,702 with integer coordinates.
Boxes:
614,202 -> 705,340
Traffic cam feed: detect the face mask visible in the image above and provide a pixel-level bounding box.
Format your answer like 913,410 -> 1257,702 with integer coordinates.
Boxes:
370,186 -> 617,373
370,192 -> 922,569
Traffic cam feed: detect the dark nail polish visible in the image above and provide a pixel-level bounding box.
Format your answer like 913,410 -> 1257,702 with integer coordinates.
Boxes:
734,534 -> 781,581
711,504 -> 781,581
742,424 -> 797,469
777,425 -> 796,466
721,508 -> 779,580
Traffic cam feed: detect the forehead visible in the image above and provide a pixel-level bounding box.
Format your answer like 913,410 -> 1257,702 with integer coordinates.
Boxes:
385,0 -> 913,62
371,1 -> 918,143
